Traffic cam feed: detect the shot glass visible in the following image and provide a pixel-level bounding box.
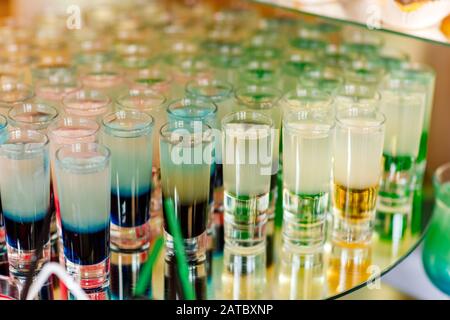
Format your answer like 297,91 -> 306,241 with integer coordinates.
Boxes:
170,55 -> 212,99
160,120 -> 213,300
343,58 -> 386,87
185,79 -> 235,252
222,111 -> 273,248
167,98 -> 218,275
62,88 -> 112,122
235,86 -> 280,264
282,109 -> 334,247
79,63 -> 125,99
281,51 -> 320,93
0,82 -> 34,117
238,58 -> 280,87
0,129 -> 51,280
341,28 -> 384,55
48,117 -> 99,299
55,143 -> 111,300
34,73 -> 81,108
282,88 -> 333,115
126,65 -> 174,99
390,62 -> 436,191
333,107 -> 385,244
207,43 -> 244,85
7,102 -> 59,266
7,102 -> 59,132
333,82 -> 381,111
376,84 -> 426,240
116,89 -> 167,234
298,66 -> 343,96
101,110 -> 154,251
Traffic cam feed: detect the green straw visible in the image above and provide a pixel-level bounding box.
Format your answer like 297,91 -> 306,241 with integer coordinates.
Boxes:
134,236 -> 164,298
164,198 -> 196,300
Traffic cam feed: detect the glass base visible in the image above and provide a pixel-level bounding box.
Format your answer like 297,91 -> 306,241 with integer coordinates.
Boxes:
224,191 -> 269,247
7,241 -> 51,278
377,194 -> 412,215
64,257 -> 110,300
282,190 -> 328,247
111,222 -> 151,251
13,276 -> 54,300
164,232 -> 207,300
332,210 -> 374,245
110,248 -> 149,300
221,242 -> 267,300
164,253 -> 207,300
276,242 -> 326,300
375,210 -> 409,242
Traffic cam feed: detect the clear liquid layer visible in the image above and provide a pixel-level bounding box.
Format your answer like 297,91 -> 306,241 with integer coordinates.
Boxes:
380,91 -> 425,157
223,123 -> 273,197
283,123 -> 332,195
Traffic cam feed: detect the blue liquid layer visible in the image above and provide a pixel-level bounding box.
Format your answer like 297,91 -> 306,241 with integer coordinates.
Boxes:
62,225 -> 110,265
3,212 -> 50,250
110,190 -> 151,227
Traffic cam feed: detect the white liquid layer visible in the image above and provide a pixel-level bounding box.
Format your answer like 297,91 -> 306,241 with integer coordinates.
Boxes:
102,132 -> 153,195
283,123 -> 333,194
223,123 -> 273,196
56,157 -> 110,232
380,91 -> 425,157
334,118 -> 384,189
236,105 -> 281,174
160,139 -> 211,203
0,154 -> 49,221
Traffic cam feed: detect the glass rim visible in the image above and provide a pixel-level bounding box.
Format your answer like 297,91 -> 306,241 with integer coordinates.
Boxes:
166,97 -> 218,120
0,128 -> 49,155
62,88 -> 112,111
337,82 -> 381,102
185,78 -> 234,99
0,81 -> 34,103
116,88 -> 167,111
283,108 -> 335,133
159,120 -> 213,142
7,102 -> 59,128
433,162 -> 450,188
47,116 -> 100,141
221,110 -> 274,129
234,84 -> 282,110
55,142 -> 110,172
284,87 -> 334,106
101,110 -> 154,136
397,61 -> 435,76
126,66 -> 174,86
335,107 -> 386,128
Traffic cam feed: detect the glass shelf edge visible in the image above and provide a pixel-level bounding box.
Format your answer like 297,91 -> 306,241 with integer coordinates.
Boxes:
250,0 -> 450,47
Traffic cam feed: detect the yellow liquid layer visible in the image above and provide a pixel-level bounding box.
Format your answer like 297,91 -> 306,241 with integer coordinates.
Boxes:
333,183 -> 378,220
